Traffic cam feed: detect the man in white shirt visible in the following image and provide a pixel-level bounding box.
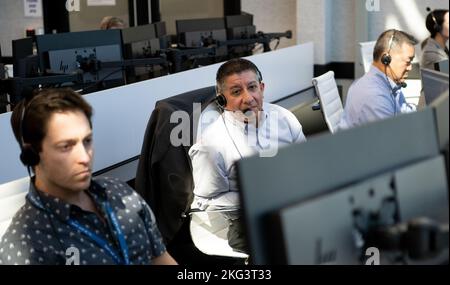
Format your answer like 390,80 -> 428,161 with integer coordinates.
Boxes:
189,58 -> 306,253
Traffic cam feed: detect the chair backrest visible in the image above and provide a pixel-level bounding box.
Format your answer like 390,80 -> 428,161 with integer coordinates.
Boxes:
0,177 -> 29,239
312,71 -> 343,134
190,211 -> 248,259
359,41 -> 376,73
135,86 -> 216,244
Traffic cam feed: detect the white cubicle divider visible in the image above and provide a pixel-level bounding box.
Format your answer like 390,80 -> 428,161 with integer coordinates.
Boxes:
0,43 -> 314,186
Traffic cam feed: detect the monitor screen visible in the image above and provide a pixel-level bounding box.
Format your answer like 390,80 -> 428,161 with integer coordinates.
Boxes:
176,18 -> 227,56
36,29 -> 124,91
269,155 -> 448,264
153,21 -> 170,49
121,23 -> 165,82
176,17 -> 225,33
237,108 -> 441,265
154,21 -> 167,38
12,38 -> 34,77
122,24 -> 161,58
225,14 -> 253,28
421,68 -> 449,105
430,91 -> 449,178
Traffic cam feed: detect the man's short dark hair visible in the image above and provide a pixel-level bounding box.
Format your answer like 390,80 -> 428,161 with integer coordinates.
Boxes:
216,58 -> 262,93
11,88 -> 93,153
373,29 -> 418,61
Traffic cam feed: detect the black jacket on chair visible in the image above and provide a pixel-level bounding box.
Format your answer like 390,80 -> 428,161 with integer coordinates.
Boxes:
135,86 -> 216,244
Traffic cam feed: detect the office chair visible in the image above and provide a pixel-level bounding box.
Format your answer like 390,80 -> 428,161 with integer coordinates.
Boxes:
136,86 -> 248,264
189,209 -> 248,259
0,177 -> 29,239
188,101 -> 249,260
312,71 -> 344,134
359,41 -> 376,73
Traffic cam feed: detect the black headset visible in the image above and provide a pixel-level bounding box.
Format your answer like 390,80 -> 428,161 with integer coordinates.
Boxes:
381,30 -> 397,66
214,88 -> 228,110
19,98 -> 40,167
429,9 -> 443,34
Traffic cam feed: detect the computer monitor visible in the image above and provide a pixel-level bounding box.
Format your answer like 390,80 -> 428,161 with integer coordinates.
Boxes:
12,37 -> 38,78
421,68 -> 449,105
236,108 -> 441,265
153,21 -> 170,49
35,29 -> 124,91
122,24 -> 160,58
176,17 -> 227,56
225,14 -> 256,56
268,155 -> 448,264
225,13 -> 255,38
121,23 -> 164,82
434,60 -> 449,74
430,91 -> 449,181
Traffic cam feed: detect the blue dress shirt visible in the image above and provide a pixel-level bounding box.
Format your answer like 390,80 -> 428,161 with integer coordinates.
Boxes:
338,65 -> 415,130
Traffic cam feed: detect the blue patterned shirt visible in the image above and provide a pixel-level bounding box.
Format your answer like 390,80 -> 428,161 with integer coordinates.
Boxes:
0,177 -> 166,265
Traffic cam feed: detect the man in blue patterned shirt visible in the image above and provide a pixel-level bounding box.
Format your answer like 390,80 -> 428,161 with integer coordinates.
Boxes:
0,88 -> 177,265
339,29 -> 417,130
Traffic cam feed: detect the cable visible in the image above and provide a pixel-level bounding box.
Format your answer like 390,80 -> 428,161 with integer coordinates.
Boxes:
384,65 -> 399,115
221,113 -> 244,159
78,67 -> 124,94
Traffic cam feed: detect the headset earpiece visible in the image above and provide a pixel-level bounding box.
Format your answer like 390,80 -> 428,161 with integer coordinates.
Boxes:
381,53 -> 392,65
215,85 -> 227,110
20,145 -> 40,167
431,12 -> 442,33
381,30 -> 397,66
434,23 -> 442,33
19,97 -> 40,167
216,94 -> 227,109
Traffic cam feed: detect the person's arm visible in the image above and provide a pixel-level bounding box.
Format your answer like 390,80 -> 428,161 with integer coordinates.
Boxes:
151,251 -> 178,265
0,239 -> 55,265
189,144 -> 238,210
139,200 -> 178,265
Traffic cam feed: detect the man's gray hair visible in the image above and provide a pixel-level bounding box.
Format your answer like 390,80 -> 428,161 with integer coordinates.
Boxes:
373,29 -> 417,61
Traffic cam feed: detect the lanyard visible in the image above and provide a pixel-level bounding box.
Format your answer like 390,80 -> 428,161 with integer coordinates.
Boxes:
27,193 -> 130,265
